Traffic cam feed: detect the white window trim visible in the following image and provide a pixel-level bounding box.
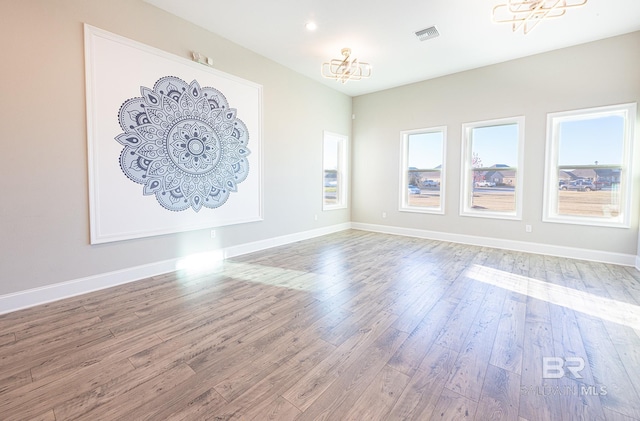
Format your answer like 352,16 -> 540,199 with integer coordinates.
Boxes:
542,103 -> 636,228
322,131 -> 348,211
459,116 -> 525,220
399,126 -> 447,214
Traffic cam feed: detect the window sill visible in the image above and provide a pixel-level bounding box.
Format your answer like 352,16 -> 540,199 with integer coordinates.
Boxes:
399,206 -> 444,215
459,209 -> 521,221
543,214 -> 629,229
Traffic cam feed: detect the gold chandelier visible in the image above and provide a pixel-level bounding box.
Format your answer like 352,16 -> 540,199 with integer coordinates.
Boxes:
492,0 -> 588,34
321,48 -> 372,84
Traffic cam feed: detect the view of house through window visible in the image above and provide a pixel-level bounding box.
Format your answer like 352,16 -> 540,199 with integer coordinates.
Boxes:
544,103 -> 635,226
461,117 -> 524,219
400,127 -> 445,213
323,131 -> 348,210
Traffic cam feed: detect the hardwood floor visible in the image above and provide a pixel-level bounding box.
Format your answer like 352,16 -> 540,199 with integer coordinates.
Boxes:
1,229 -> 639,420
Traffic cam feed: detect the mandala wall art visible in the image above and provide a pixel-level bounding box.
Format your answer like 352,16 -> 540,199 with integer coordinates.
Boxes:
116,76 -> 250,212
85,25 -> 262,244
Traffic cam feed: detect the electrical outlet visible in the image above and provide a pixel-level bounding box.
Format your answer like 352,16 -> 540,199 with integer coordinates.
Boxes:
525,225 -> 532,233
382,212 -> 387,218
210,230 -> 216,238
314,214 -> 318,221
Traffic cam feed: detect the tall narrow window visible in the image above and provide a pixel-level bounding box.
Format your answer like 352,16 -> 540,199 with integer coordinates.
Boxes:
543,103 -> 636,227
323,131 -> 348,210
460,116 -> 524,219
400,127 -> 446,214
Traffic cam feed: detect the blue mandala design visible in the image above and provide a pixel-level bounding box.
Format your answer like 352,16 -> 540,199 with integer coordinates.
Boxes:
115,76 -> 250,212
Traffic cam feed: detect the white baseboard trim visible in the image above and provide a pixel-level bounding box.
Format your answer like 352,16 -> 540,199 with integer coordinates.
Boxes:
0,260 -> 180,316
223,222 -> 352,259
636,256 -> 640,271
352,222 -> 637,267
0,223 -> 352,315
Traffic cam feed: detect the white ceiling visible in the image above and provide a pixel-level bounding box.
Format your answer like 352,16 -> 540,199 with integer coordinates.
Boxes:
144,0 -> 640,97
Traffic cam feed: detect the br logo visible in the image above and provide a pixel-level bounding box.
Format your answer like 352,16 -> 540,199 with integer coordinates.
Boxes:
542,357 -> 585,379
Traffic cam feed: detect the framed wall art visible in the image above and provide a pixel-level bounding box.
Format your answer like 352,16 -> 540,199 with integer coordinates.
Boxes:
84,24 -> 263,244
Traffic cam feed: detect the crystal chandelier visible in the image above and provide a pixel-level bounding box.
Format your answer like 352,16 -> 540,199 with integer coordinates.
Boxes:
321,48 -> 372,84
492,0 -> 588,34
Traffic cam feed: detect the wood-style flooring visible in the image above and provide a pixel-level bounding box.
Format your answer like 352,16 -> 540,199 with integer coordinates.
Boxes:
1,230 -> 640,420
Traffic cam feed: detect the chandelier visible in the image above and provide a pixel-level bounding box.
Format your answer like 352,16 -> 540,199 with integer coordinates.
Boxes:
321,48 -> 372,84
492,0 -> 588,34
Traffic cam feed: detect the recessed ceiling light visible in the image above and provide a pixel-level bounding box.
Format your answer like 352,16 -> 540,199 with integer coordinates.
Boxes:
305,21 -> 317,31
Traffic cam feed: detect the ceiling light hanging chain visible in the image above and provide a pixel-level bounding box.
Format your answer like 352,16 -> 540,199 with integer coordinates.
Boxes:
492,0 -> 588,34
321,48 -> 371,84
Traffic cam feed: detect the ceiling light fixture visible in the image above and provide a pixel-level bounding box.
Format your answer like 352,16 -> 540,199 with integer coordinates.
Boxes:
305,21 -> 317,31
321,48 -> 372,84
492,0 -> 588,34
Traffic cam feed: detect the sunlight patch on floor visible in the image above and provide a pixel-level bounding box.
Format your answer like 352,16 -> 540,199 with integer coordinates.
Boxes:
466,264 -> 640,330
174,250 -> 349,298
219,262 -> 311,289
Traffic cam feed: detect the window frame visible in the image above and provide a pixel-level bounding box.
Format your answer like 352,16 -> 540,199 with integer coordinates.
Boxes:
542,103 -> 636,228
399,126 -> 447,214
322,131 -> 348,211
459,116 -> 525,220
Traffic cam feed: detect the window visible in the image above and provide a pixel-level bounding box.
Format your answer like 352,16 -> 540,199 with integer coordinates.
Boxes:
323,131 -> 348,210
399,127 -> 446,214
543,103 -> 636,227
460,116 -> 524,219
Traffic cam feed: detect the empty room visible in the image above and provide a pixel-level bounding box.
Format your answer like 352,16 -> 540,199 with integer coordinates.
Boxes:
1,0 -> 640,420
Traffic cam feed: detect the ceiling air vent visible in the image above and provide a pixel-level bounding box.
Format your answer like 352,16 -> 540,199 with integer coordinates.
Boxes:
415,26 -> 439,41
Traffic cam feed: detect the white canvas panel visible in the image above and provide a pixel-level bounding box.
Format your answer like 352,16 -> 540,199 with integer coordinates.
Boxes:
85,24 -> 263,244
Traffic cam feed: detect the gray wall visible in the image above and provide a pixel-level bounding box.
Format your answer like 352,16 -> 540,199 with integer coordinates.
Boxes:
352,32 -> 640,255
1,1 -> 638,299
0,0 -> 351,295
